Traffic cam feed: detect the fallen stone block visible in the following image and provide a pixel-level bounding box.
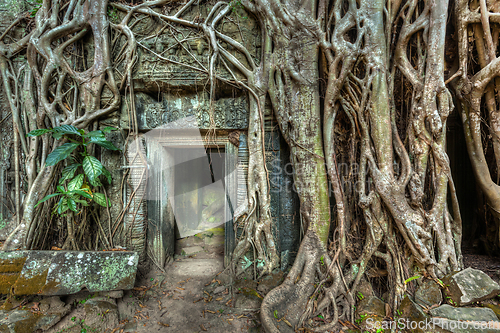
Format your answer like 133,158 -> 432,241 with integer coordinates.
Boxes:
430,304 -> 499,322
0,300 -> 71,333
356,296 -> 386,332
415,279 -> 443,308
0,250 -> 139,296
430,304 -> 500,333
443,268 -> 500,306
83,298 -> 119,332
398,296 -> 431,333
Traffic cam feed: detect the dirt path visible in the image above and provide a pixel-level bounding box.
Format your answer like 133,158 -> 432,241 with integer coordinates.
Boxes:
43,233 -> 265,333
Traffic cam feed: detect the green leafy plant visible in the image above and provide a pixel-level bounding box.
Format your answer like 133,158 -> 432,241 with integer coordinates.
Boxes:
320,255 -> 325,266
229,0 -> 248,19
446,295 -> 458,306
357,291 -> 364,300
28,125 -> 118,215
355,313 -> 368,324
29,0 -> 43,17
107,6 -> 119,23
274,310 -> 278,319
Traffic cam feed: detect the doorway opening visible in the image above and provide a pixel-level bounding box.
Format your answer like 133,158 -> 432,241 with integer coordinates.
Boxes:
172,147 -> 227,239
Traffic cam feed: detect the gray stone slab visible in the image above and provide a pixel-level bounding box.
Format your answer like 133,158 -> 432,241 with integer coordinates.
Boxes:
0,297 -> 71,333
170,259 -> 223,277
444,268 -> 500,306
430,304 -> 499,322
0,250 -> 139,296
431,317 -> 500,333
430,305 -> 500,332
415,279 -> 443,308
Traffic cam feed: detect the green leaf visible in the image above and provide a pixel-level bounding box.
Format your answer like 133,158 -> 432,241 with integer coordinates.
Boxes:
84,130 -> 105,138
27,129 -> 52,137
93,192 -> 109,207
67,174 -> 84,191
70,190 -> 93,200
52,132 -> 64,139
35,193 -> 61,207
102,167 -> 112,184
59,163 -> 81,184
75,199 -> 90,206
89,137 -> 119,150
46,143 -> 80,166
404,275 -> 421,285
274,310 -> 278,319
57,198 -> 69,214
89,177 -> 102,187
82,156 -> 103,183
53,125 -> 81,136
67,198 -> 78,212
101,127 -> 117,134
56,185 -> 67,194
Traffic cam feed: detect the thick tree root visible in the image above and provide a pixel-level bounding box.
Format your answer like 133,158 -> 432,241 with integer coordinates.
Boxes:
261,233 -> 325,333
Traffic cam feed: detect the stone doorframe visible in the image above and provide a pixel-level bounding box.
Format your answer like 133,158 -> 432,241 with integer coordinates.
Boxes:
140,129 -> 248,269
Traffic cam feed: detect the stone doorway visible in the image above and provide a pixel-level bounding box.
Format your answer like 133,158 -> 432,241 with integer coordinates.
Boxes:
172,147 -> 227,238
142,128 -> 241,269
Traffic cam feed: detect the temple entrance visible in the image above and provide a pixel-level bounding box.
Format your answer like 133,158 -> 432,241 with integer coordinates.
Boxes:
144,130 -> 240,269
172,147 -> 227,238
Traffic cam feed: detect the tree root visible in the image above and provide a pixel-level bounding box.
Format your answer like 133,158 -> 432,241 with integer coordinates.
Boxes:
261,233 -> 325,333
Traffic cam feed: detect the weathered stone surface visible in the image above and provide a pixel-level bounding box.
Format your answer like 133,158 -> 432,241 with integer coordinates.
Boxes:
415,279 -> 443,308
0,251 -> 139,296
0,296 -> 71,333
99,290 -> 124,299
357,277 -> 375,298
83,298 -> 119,332
444,268 -> 500,306
123,92 -> 249,131
399,295 -> 428,320
431,304 -> 498,322
170,259 -> 223,278
395,296 -> 440,333
117,298 -> 136,321
131,11 -> 260,90
485,303 -> 500,320
182,246 -> 204,256
0,251 -> 26,294
430,305 -> 500,333
357,296 -> 385,318
38,296 -> 72,322
356,296 -> 386,332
